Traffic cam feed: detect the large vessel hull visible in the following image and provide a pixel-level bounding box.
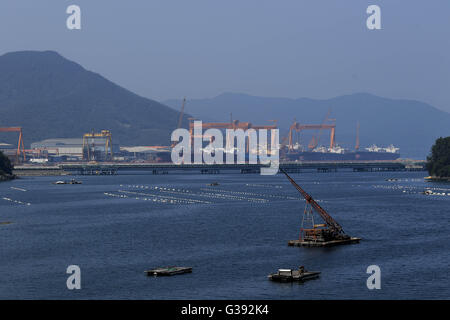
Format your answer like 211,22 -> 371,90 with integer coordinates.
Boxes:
284,151 -> 400,162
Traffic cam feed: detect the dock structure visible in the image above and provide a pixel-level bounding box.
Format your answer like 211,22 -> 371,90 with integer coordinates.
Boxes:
13,160 -> 426,176
145,267 -> 192,277
288,237 -> 361,247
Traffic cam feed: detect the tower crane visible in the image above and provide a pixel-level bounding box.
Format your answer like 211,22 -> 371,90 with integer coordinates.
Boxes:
171,97 -> 186,148
177,97 -> 186,131
0,127 -> 26,163
355,121 -> 360,151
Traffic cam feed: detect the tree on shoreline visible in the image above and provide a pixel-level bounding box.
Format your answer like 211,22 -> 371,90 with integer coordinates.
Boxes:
0,151 -> 13,176
426,137 -> 450,177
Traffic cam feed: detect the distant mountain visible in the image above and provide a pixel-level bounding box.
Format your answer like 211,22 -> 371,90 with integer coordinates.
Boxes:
0,51 -> 188,147
165,93 -> 450,159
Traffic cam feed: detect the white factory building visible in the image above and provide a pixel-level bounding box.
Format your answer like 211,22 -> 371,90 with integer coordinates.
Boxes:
31,138 -> 84,158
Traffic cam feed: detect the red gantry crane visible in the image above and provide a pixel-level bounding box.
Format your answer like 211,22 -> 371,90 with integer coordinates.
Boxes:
0,127 -> 26,163
288,122 -> 336,152
308,109 -> 334,150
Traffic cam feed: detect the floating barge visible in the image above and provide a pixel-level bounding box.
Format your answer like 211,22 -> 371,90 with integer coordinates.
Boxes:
268,268 -> 320,282
53,179 -> 82,185
288,237 -> 361,247
280,168 -> 361,247
145,267 -> 192,276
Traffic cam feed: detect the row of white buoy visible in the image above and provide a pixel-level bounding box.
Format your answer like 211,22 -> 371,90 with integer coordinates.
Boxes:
120,184 -> 316,204
123,185 -> 192,194
197,190 -> 268,203
423,187 -> 450,192
124,184 -> 293,199
118,190 -> 212,204
373,185 -> 416,191
2,197 -> 31,206
245,183 -> 283,189
200,187 -> 299,201
120,189 -> 210,204
423,189 -> 450,196
106,191 -> 192,204
10,187 -> 27,192
104,192 -> 129,199
123,184 -> 269,203
372,184 -> 450,196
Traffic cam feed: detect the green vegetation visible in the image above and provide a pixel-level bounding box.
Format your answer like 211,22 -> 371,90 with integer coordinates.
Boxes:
0,151 -> 13,178
426,137 -> 450,178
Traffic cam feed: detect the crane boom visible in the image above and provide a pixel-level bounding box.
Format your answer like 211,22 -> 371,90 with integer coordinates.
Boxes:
177,97 -> 186,130
280,168 -> 344,235
355,121 -> 360,151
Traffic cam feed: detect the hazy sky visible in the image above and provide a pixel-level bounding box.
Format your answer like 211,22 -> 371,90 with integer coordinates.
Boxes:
1,0 -> 449,112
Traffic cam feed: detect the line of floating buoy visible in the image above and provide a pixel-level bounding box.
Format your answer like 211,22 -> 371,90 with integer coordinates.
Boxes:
200,187 -> 298,200
10,187 -> 27,192
122,184 -> 268,203
126,185 -> 192,193
197,190 -> 268,203
117,190 -> 212,204
371,184 -> 450,196
104,192 -> 129,198
1,197 -> 31,206
121,184 -> 319,203
423,189 -> 450,196
245,183 -> 283,189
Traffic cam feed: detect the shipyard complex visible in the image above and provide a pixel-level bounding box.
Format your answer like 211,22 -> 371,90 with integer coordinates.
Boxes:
0,107 -> 402,166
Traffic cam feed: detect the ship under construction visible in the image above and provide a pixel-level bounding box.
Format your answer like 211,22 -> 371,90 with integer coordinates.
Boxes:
283,118 -> 400,162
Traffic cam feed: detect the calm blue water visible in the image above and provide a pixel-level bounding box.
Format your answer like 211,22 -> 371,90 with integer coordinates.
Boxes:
0,171 -> 449,299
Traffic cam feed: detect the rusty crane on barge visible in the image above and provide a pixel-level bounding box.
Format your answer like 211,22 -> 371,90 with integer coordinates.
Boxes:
280,168 -> 360,247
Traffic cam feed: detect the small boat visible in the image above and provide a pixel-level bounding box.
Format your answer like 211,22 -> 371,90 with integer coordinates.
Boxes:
53,179 -> 82,185
145,266 -> 192,277
207,182 -> 219,186
268,266 -> 320,282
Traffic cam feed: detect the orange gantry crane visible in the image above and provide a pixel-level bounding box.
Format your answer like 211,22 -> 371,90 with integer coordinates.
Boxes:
188,119 -> 278,153
308,109 -> 334,150
0,127 -> 26,163
288,121 -> 336,151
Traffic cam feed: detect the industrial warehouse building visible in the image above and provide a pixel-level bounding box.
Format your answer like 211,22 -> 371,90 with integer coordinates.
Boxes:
30,138 -> 120,162
31,138 -> 83,157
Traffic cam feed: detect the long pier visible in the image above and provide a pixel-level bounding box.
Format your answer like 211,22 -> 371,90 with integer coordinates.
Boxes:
13,160 -> 426,176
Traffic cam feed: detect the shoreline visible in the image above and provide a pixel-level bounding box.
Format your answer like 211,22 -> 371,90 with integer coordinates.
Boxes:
425,176 -> 450,182
0,174 -> 16,182
12,170 -> 70,177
